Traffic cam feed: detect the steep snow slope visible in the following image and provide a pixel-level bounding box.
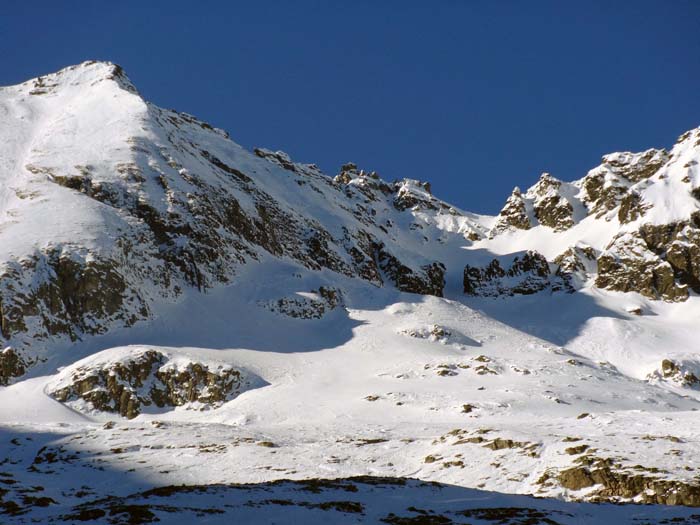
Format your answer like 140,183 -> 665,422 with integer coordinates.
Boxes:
0,61 -> 488,382
1,62 -> 700,523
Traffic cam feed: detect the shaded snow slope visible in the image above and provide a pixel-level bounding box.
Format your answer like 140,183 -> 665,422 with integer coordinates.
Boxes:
3,266 -> 700,518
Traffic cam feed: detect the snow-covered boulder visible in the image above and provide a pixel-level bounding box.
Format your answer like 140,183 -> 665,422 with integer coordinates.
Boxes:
647,358 -> 700,388
47,347 -> 261,418
262,287 -> 344,319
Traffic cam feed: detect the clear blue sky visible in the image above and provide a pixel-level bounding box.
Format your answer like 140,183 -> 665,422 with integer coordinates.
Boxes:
2,1 -> 699,213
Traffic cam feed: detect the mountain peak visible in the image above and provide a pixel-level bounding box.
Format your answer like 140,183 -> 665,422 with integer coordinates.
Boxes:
11,60 -> 139,96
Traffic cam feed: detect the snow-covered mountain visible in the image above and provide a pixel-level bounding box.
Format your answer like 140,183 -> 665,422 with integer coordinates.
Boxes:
0,61 -> 489,383
1,62 -> 700,523
484,140 -> 700,302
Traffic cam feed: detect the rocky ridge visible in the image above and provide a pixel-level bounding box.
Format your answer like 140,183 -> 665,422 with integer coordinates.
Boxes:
0,61 -> 484,383
463,250 -> 573,297
484,128 -> 700,301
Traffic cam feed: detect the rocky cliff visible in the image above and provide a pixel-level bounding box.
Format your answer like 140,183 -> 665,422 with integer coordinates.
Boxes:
484,128 -> 700,301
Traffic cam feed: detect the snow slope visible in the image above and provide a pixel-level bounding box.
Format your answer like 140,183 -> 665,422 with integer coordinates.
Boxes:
0,62 -> 700,523
0,61 -> 492,374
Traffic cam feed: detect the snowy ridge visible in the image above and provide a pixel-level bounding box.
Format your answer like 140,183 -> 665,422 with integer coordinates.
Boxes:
0,61 -> 490,376
1,62 -> 700,522
482,127 -> 700,302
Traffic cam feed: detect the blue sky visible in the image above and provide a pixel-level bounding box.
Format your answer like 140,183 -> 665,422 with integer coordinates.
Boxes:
2,1 -> 699,213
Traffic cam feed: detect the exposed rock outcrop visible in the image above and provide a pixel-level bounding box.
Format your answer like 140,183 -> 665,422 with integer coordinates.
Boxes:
602,149 -> 670,183
580,148 -> 669,218
529,173 -> 575,231
263,287 -> 344,319
392,179 -> 437,212
487,141 -> 698,304
540,455 -> 700,506
375,243 -> 445,297
647,358 -> 700,388
596,235 -> 687,302
490,173 -> 578,234
617,191 -> 650,224
48,348 -> 258,419
553,245 -> 597,283
490,187 -> 531,235
463,251 -> 572,297
640,220 -> 700,292
0,347 -> 28,386
0,249 -> 146,345
595,219 -> 700,302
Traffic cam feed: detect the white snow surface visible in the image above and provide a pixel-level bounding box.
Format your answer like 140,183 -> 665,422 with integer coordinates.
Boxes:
0,62 -> 699,523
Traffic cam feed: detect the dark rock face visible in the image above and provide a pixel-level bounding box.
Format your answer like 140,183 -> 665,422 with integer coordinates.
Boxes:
553,246 -> 597,276
491,174 -> 576,234
581,173 -> 626,218
0,248 -> 149,386
581,149 -> 669,218
376,244 -> 445,297
529,173 -> 574,231
49,349 -> 253,419
392,180 -> 436,212
463,251 -> 572,297
0,347 -> 28,386
542,455 -> 700,506
617,191 -> 649,224
490,187 -> 531,234
595,219 -> 700,301
552,245 -> 598,289
691,185 -> 700,201
640,220 -> 700,292
596,251 -> 687,302
333,164 -> 451,217
333,163 -> 393,201
602,149 -> 669,183
534,195 -> 573,230
0,242 -> 161,386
